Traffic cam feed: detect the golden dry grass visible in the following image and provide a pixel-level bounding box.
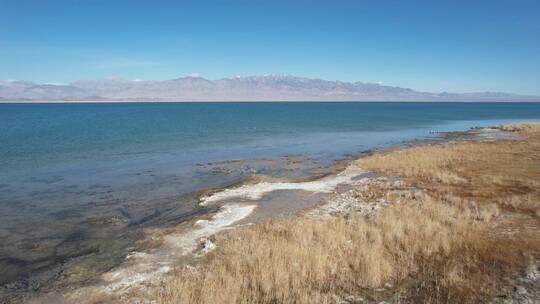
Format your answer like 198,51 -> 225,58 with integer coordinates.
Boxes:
154,196 -> 508,304
494,122 -> 540,132
357,123 -> 540,214
147,123 -> 540,304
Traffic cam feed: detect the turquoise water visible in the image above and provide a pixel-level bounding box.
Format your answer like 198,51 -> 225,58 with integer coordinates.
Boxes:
3,102 -> 540,172
1,102 -> 540,295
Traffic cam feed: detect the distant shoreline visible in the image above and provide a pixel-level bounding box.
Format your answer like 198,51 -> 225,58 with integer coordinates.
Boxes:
2,75 -> 539,103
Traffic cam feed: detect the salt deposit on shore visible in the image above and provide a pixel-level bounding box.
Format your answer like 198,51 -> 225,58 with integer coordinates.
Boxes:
200,165 -> 367,206
80,165 -> 367,297
62,203 -> 256,302
60,165 -> 372,303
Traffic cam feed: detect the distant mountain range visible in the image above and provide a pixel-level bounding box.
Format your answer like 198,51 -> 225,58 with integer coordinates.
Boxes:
1,75 -> 538,102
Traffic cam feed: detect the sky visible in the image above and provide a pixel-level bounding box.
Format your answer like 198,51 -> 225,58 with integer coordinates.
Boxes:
0,0 -> 539,95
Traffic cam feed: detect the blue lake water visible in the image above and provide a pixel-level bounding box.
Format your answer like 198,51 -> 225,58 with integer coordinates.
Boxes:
3,102 -> 540,172
1,102 -> 540,294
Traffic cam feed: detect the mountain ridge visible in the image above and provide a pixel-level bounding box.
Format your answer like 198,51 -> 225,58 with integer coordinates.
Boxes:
0,75 -> 538,102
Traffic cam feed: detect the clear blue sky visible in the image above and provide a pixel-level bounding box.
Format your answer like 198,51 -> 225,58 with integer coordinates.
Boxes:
1,0 -> 539,94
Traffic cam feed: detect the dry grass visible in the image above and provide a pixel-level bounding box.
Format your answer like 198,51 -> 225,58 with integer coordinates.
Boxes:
358,123 -> 540,214
154,196 -> 512,304
148,123 -> 540,304
494,122 -> 540,132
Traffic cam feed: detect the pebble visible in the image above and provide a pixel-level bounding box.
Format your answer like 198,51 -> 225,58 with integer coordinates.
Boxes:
515,286 -> 527,295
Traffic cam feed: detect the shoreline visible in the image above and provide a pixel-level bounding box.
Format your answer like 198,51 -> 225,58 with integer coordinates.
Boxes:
36,160 -> 369,302
24,125 -> 520,303
143,121 -> 540,303
6,122 -> 537,303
